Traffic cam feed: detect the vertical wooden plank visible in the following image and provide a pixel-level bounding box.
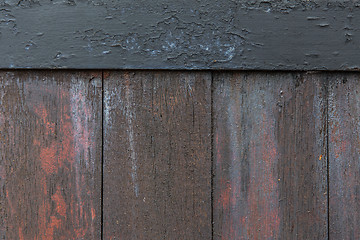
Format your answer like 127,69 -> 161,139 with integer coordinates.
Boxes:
328,74 -> 360,239
103,71 -> 212,239
0,71 -> 102,239
213,72 -> 328,239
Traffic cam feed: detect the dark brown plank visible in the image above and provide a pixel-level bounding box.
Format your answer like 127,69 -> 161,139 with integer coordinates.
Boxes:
103,71 -> 212,239
0,71 -> 102,239
213,72 -> 328,239
328,74 -> 360,239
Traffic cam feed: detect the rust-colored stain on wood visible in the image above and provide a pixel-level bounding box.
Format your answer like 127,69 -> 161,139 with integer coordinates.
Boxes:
328,74 -> 360,239
0,71 -> 102,239
0,70 -> 359,239
213,72 -> 328,239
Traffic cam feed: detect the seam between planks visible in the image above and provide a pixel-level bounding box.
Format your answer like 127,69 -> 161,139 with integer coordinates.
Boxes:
326,78 -> 330,240
210,71 -> 215,240
101,70 -> 105,240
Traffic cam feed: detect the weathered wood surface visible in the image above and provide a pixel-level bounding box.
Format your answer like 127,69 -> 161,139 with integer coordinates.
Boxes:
328,74 -> 360,239
213,72 -> 328,239
103,71 -> 212,239
1,1 -> 360,70
2,70 -> 360,239
0,71 -> 102,239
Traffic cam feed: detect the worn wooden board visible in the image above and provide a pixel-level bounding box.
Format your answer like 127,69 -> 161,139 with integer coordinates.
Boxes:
103,71 -> 212,239
1,1 -> 360,70
328,73 -> 360,239
0,71 -> 102,239
213,72 -> 328,239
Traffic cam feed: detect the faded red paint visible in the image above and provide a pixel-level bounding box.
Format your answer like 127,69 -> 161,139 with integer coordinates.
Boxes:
39,145 -> 59,174
329,90 -> 360,239
248,119 -> 280,239
91,207 -> 96,221
24,81 -> 95,239
31,88 -> 69,237
0,75 -> 100,240
53,185 -> 67,217
103,71 -> 111,79
6,190 -> 15,216
329,110 -> 349,159
216,107 -> 280,239
217,90 -> 281,238
215,133 -> 222,165
18,226 -> 24,240
0,161 -> 5,181
90,71 -> 102,79
217,179 -> 231,210
44,216 -> 62,239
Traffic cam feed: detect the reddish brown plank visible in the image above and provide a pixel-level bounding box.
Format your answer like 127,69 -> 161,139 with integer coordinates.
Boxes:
213,72 -> 328,239
328,74 -> 360,239
103,71 -> 212,239
0,71 -> 102,239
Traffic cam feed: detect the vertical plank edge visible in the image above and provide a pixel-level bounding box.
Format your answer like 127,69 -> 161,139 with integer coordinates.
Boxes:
213,72 -> 328,239
328,73 -> 360,239
0,70 -> 102,239
103,71 -> 212,239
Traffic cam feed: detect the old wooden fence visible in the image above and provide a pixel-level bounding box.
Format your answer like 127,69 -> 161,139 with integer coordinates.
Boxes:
0,70 -> 357,239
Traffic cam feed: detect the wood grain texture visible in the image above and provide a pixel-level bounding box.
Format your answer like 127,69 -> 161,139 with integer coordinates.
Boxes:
0,71 -> 102,239
103,71 -> 211,239
213,72 -> 328,239
328,74 -> 360,239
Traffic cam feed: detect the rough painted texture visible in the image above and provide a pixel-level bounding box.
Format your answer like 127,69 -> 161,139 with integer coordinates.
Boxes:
213,72 -> 328,239
103,71 -> 212,239
328,74 -> 360,239
0,71 -> 102,239
1,0 -> 360,70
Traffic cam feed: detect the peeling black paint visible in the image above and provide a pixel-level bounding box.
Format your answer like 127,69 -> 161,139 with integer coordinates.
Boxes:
1,0 -> 360,70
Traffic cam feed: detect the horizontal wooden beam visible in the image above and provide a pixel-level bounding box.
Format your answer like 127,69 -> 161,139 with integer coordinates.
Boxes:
2,0 -> 360,70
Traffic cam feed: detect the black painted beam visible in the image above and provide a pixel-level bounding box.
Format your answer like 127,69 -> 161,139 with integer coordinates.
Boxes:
2,0 -> 360,70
